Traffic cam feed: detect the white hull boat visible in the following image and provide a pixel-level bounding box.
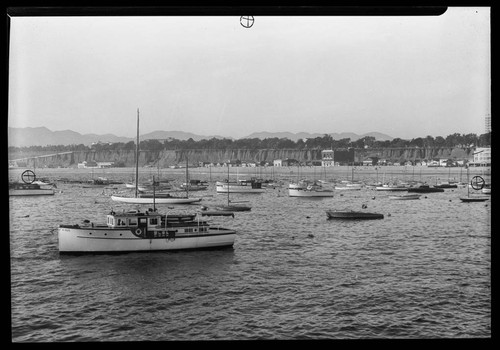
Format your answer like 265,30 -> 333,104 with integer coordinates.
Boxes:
9,170 -> 55,196
375,185 -> 408,191
334,186 -> 362,191
58,210 -> 235,253
111,195 -> 201,204
288,180 -> 311,189
216,180 -> 266,194
9,187 -> 55,196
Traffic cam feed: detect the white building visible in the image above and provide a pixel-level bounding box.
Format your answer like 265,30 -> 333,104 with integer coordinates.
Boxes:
321,150 -> 335,167
485,115 -> 491,133
471,147 -> 491,166
77,161 -> 114,168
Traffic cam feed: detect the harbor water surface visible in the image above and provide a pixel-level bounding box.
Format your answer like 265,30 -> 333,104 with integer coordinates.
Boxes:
9,166 -> 491,340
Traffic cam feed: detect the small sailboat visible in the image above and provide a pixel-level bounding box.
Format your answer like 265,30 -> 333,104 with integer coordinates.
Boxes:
216,178 -> 266,193
111,109 -> 201,205
289,181 -> 335,197
459,166 -> 489,202
288,171 -> 334,197
215,165 -> 251,212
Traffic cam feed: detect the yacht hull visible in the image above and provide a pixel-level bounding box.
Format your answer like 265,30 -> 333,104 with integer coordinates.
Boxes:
58,226 -> 235,253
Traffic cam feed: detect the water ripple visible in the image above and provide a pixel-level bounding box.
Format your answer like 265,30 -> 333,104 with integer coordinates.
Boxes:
10,172 -> 491,341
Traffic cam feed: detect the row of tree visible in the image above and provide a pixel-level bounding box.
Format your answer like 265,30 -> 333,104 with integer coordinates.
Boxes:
9,132 -> 491,153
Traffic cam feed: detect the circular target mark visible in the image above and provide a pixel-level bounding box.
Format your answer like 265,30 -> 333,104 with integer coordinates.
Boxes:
21,170 -> 36,184
470,176 -> 485,190
240,16 -> 254,28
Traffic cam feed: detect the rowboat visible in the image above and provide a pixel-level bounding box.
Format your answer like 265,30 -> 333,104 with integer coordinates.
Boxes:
388,194 -> 421,200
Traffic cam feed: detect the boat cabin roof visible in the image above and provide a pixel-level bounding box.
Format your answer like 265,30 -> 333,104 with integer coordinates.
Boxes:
109,210 -> 162,218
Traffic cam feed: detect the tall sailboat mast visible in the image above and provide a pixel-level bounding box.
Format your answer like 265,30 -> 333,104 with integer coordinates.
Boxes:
135,108 -> 140,198
227,163 -> 230,205
185,157 -> 189,198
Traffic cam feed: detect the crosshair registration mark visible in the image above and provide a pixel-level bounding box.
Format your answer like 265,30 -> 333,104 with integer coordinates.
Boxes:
240,16 -> 254,28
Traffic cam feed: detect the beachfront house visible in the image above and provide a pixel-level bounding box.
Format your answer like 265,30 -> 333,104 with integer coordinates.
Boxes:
321,150 -> 335,167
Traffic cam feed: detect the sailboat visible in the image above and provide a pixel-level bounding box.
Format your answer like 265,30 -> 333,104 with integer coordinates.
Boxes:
215,165 -> 265,194
111,109 -> 201,205
459,166 -> 489,202
215,165 -> 252,211
288,165 -> 334,197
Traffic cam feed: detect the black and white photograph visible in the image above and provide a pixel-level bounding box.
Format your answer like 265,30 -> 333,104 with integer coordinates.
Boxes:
8,7 -> 491,341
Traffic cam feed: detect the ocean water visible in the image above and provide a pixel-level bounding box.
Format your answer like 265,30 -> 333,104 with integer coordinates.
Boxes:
9,167 -> 491,341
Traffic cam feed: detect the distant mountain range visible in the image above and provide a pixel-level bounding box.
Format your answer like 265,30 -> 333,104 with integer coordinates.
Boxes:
8,127 -> 393,147
242,131 -> 394,142
7,127 -> 231,147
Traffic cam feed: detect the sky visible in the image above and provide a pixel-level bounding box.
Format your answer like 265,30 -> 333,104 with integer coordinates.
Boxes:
8,7 -> 490,140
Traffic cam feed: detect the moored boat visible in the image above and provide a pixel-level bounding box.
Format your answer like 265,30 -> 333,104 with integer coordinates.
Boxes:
459,168 -> 490,202
481,184 -> 491,194
459,197 -> 489,202
58,209 -> 236,253
289,181 -> 334,197
214,204 -> 252,212
288,179 -> 311,189
138,183 -> 172,192
9,182 -> 55,196
334,184 -> 362,190
180,179 -> 208,191
9,170 -> 55,196
434,182 -> 458,189
111,110 -> 201,204
326,210 -> 384,220
388,194 -> 421,200
111,194 -> 201,204
407,185 -> 444,193
375,184 -> 408,191
216,179 -> 266,193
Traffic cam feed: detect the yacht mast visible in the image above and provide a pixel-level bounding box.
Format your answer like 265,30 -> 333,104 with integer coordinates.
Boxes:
135,108 -> 140,198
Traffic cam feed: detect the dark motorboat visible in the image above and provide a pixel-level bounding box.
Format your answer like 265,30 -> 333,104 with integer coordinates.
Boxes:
459,197 -> 489,203
200,210 -> 235,217
434,182 -> 458,189
214,205 -> 252,212
407,185 -> 444,193
326,210 -> 384,220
